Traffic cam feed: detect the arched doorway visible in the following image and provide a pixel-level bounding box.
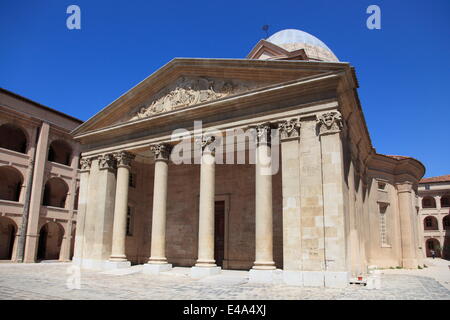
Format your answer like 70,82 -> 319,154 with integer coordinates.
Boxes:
0,217 -> 17,260
37,222 -> 64,261
425,238 -> 441,257
0,123 -> 27,153
42,178 -> 68,208
0,166 -> 23,202
48,140 -> 72,166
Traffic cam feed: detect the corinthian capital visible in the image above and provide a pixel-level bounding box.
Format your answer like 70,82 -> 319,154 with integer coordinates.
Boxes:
195,135 -> 217,154
255,123 -> 272,146
79,157 -> 92,172
114,151 -> 135,168
98,154 -> 116,170
150,144 -> 172,161
278,118 -> 301,141
317,111 -> 343,135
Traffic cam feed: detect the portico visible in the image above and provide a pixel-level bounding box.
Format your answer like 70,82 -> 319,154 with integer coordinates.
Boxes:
71,29 -> 425,288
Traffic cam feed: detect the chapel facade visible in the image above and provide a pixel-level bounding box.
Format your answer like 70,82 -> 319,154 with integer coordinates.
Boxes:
71,29 -> 425,287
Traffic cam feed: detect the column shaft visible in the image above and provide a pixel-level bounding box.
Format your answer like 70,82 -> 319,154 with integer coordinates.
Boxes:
109,151 -> 134,262
253,125 -> 275,270
196,150 -> 216,267
149,158 -> 169,263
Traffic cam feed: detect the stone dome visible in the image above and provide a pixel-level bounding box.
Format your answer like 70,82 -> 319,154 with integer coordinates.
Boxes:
266,29 -> 338,62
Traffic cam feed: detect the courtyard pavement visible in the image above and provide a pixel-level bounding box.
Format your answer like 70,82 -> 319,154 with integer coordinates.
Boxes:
0,259 -> 449,300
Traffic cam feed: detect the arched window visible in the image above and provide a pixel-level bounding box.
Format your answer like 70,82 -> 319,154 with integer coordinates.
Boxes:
444,215 -> 450,231
0,166 -> 23,202
424,216 -> 438,230
422,196 -> 436,208
441,196 -> 450,208
48,140 -> 72,166
0,123 -> 27,153
42,178 -> 68,208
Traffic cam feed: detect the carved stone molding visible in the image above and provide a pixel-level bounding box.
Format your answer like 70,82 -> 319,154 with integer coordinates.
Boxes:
98,154 -> 116,171
255,123 -> 273,146
150,144 -> 172,161
195,135 -> 217,155
278,118 -> 301,141
317,111 -> 343,135
79,157 -> 92,172
130,76 -> 267,120
114,151 -> 135,168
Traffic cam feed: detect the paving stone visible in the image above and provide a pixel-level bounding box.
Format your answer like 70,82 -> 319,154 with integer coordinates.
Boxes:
0,263 -> 449,300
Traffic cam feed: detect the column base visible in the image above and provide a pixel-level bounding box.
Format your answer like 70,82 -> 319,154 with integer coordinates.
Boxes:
143,263 -> 172,275
103,260 -> 131,270
249,269 -> 283,284
252,261 -> 276,270
190,266 -> 221,278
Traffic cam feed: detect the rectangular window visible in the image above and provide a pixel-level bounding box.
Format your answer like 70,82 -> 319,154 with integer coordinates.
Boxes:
126,206 -> 133,236
424,184 -> 430,190
379,202 -> 389,246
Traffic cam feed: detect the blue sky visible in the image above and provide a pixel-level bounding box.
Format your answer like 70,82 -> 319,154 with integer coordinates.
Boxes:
1,0 -> 449,177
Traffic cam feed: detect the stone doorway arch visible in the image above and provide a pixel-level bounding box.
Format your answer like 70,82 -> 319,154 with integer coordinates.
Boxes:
0,217 -> 17,260
425,238 -> 441,258
37,221 -> 64,261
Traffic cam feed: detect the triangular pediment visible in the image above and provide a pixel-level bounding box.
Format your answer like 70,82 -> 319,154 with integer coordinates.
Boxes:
72,58 -> 345,137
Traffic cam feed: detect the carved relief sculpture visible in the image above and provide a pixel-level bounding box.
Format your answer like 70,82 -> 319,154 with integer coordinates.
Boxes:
130,76 -> 266,120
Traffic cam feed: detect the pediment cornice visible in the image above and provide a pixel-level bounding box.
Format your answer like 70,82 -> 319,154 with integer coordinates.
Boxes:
71,58 -> 349,137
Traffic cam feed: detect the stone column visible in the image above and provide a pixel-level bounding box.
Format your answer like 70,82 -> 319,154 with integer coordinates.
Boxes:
144,144 -> 173,275
105,151 -> 135,269
317,111 -> 349,288
278,119 -> 303,286
435,196 -> 441,210
249,123 -> 276,283
191,136 -> 221,278
72,157 -> 92,265
396,182 -> 419,268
